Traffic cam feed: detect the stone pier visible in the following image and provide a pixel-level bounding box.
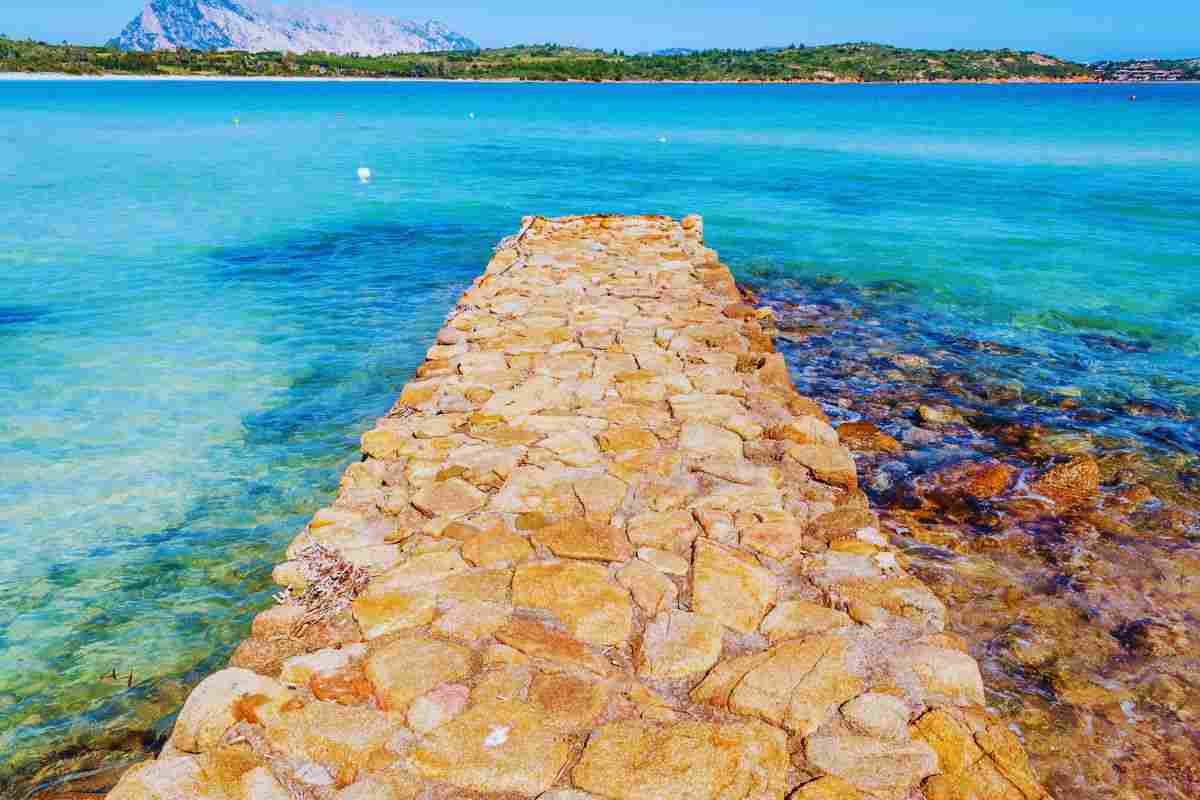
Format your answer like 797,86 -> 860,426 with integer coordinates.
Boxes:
107,215 -> 1050,800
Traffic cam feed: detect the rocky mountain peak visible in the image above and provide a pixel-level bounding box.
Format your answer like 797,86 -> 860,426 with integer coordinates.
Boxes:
109,0 -> 477,55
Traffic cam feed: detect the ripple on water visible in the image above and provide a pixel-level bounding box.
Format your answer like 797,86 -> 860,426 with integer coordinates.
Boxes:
2,79 -> 1199,797
758,276 -> 1200,799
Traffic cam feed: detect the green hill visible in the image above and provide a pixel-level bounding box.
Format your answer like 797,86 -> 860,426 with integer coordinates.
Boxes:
0,37 -> 1097,82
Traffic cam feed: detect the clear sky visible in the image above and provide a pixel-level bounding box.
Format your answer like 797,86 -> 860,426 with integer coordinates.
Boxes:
2,0 -> 1196,62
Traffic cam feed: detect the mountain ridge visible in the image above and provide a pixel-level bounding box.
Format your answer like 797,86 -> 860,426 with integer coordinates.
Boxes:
109,0 -> 477,55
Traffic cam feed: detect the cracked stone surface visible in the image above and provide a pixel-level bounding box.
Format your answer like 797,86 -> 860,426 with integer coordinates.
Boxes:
107,214 -> 1050,800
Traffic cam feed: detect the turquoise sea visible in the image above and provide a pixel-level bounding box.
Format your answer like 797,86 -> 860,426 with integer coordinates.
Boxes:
1,79 -> 1198,792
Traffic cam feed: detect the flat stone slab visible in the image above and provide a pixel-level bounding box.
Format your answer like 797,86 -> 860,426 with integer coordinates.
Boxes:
106,214 -> 1049,800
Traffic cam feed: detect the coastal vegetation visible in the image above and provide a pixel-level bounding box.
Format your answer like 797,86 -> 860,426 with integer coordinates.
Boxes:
1094,57 -> 1200,81
0,37 -> 1099,81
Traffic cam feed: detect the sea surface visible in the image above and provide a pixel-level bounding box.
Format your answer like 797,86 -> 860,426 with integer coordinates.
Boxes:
1,80 -> 1198,796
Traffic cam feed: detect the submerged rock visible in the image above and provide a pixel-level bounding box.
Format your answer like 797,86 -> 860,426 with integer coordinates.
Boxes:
836,420 -> 903,454
1029,456 -> 1100,507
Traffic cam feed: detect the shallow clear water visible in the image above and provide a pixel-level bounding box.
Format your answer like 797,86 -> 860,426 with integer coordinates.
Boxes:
1,79 -> 1198,789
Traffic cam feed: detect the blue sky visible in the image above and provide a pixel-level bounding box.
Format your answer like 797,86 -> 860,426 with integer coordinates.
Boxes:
2,0 -> 1195,61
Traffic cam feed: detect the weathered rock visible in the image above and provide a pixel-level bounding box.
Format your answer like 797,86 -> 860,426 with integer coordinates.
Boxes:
912,708 -> 1050,800
910,708 -> 983,776
637,610 -> 725,679
840,692 -> 911,741
836,421 -> 902,454
573,474 -> 629,518
364,636 -> 473,712
541,430 -> 603,466
369,550 -> 469,591
512,560 -> 633,645
668,394 -> 763,440
437,567 -> 513,605
760,600 -> 853,644
788,776 -> 865,799
928,459 -> 1017,502
406,699 -> 573,796
626,509 -> 701,553
726,635 -> 860,735
352,587 -> 437,639
540,791 -> 597,800
410,477 -> 487,516
693,457 -> 780,486
804,729 -> 938,797
169,669 -> 291,753
692,539 -> 775,634
240,766 -> 291,800
891,645 -> 985,706
461,528 -> 534,566
786,444 -> 859,490
572,720 -> 789,800
531,517 -> 633,562
807,508 -> 878,545
279,644 -> 367,688
636,547 -> 689,575
406,683 -> 470,733
616,559 -> 679,616
597,425 -> 659,454
267,700 -> 394,780
433,601 -> 512,641
490,465 -> 582,515
334,776 -> 402,800
741,519 -> 810,560
1030,455 -> 1100,507
767,416 -> 839,447
529,672 -> 610,731
917,404 -> 964,426
107,756 -> 208,800
680,421 -> 745,460
493,618 -> 611,675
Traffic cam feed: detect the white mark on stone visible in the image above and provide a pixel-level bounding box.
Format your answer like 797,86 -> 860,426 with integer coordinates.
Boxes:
856,526 -> 887,546
295,762 -> 334,785
484,724 -> 510,748
873,551 -> 898,572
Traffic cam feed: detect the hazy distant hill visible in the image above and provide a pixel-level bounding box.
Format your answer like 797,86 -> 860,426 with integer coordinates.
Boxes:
109,0 -> 476,55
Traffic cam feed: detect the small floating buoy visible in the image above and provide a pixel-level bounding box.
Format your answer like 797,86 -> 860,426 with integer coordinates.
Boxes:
357,167 -> 372,183
233,117 -> 240,126
658,136 -> 668,144
1128,95 -> 1137,102
468,112 -> 476,119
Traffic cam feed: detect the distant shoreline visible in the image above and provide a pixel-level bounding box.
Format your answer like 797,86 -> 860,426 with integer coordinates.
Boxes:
0,71 -> 1137,85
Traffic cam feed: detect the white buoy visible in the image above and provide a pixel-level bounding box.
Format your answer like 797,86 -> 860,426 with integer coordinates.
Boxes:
357,167 -> 372,183
658,136 -> 668,143
468,112 -> 476,119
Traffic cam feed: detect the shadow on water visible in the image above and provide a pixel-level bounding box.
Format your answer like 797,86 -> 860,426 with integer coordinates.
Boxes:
0,219 -> 485,797
211,219 -> 488,285
0,305 -> 48,329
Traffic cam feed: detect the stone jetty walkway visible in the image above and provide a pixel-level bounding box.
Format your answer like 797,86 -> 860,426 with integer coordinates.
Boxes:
108,215 -> 1051,800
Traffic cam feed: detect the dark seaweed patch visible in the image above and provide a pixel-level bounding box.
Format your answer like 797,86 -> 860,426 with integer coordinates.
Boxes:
0,305 -> 47,328
1080,333 -> 1153,353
